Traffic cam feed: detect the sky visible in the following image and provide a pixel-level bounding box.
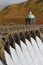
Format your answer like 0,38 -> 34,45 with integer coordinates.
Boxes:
0,0 -> 27,7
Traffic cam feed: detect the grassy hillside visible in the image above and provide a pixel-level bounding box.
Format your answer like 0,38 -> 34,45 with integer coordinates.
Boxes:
0,0 -> 43,25
0,7 -> 3,11
36,0 -> 43,3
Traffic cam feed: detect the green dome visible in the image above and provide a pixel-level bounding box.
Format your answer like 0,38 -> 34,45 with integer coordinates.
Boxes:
26,12 -> 35,19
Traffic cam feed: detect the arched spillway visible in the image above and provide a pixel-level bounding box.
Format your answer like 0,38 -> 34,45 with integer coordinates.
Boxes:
0,25 -> 43,65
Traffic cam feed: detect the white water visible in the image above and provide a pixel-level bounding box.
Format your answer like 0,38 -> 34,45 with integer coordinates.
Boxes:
36,36 -> 43,54
31,37 -> 43,65
0,36 -> 43,65
10,46 -> 21,65
25,39 -> 41,65
4,50 -> 14,65
0,60 -> 4,65
15,42 -> 28,65
20,40 -> 34,65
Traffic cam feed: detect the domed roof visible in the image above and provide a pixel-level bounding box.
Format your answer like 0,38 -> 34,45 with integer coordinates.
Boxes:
26,11 -> 35,19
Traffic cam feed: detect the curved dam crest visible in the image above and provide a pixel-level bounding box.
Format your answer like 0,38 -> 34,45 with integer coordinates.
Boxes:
0,25 -> 43,65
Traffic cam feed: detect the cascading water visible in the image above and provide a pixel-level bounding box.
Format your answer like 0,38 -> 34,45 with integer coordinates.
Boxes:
20,40 -> 35,65
0,36 -> 43,65
36,36 -> 43,54
15,42 -> 28,65
10,46 -> 21,65
25,39 -> 41,65
31,37 -> 43,65
4,50 -> 14,65
0,60 -> 4,65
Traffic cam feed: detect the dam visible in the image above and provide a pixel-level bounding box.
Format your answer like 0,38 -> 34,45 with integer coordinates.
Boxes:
0,24 -> 43,65
0,12 -> 43,65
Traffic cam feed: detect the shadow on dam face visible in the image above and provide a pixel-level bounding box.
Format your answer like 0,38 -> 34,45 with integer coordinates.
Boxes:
13,33 -> 21,48
30,31 -> 36,40
0,38 -> 7,65
35,30 -> 43,42
20,32 -> 26,44
0,29 -> 43,65
25,31 -> 31,42
4,41 -> 11,58
8,34 -> 15,49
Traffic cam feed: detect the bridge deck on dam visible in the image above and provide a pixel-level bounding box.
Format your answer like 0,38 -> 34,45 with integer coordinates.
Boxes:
0,25 -> 43,34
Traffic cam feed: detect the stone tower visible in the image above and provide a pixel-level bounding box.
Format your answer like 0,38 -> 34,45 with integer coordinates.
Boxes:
26,11 -> 35,25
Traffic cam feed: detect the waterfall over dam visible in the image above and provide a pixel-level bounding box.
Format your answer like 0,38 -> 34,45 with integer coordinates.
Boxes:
0,25 -> 43,65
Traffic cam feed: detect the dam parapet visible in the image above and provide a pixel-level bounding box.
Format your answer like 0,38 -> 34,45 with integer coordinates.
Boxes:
0,25 -> 43,34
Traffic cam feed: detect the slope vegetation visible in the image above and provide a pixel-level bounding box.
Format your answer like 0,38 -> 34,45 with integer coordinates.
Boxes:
0,0 -> 43,25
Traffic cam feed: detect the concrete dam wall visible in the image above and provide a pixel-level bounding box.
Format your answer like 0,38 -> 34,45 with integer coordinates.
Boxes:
0,25 -> 43,33
0,25 -> 43,65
